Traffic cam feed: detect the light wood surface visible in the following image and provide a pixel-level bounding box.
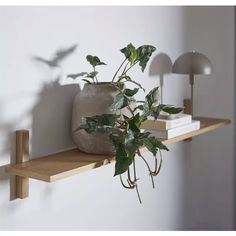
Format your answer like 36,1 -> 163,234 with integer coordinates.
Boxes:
7,149 -> 115,182
183,98 -> 192,141
5,117 -> 230,183
15,130 -> 29,199
184,99 -> 191,115
161,117 -> 230,144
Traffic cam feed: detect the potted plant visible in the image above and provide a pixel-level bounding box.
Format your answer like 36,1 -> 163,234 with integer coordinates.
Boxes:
68,43 -> 182,203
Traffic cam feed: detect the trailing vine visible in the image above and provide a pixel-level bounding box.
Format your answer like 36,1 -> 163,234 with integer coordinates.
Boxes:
69,43 -> 183,203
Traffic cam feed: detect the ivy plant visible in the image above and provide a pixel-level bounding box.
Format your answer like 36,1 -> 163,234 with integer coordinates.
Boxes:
69,43 -> 183,203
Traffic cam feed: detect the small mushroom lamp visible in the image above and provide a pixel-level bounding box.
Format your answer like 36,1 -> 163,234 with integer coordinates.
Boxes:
172,51 -> 213,116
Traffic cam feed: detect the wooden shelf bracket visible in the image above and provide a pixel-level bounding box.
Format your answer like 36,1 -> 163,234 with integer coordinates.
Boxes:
15,130 -> 29,199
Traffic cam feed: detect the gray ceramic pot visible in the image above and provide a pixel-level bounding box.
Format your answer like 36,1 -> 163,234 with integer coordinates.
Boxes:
72,82 -> 124,155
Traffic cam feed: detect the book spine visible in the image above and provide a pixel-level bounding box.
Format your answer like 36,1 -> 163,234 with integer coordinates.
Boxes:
166,116 -> 192,129
153,121 -> 200,139
141,120 -> 166,130
142,116 -> 192,130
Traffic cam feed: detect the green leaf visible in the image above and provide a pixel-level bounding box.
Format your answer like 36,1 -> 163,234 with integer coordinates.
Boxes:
80,114 -> 118,133
111,92 -> 129,111
145,87 -> 160,109
155,139 -> 169,151
124,130 -> 139,157
126,131 -> 151,150
161,106 -> 183,114
86,55 -> 107,67
136,131 -> 151,140
136,45 -> 156,72
124,88 -> 139,97
114,145 -> 133,176
143,137 -> 158,156
130,47 -> 137,65
133,105 -> 144,113
142,87 -> 160,120
143,136 -> 168,156
128,113 -> 142,133
141,88 -> 182,120
110,130 -> 125,147
86,114 -> 117,126
120,43 -> 136,59
150,106 -> 161,119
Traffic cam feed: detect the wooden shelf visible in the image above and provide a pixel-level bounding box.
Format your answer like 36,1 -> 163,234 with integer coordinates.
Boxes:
6,117 -> 230,186
160,117 -> 230,144
6,149 -> 115,183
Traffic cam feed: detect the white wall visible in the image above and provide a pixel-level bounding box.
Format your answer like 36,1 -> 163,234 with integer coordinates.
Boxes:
0,6 -> 234,230
183,6 -> 235,230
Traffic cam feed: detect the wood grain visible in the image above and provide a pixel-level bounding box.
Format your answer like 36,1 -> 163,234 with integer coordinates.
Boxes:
15,130 -> 29,199
184,98 -> 191,115
7,149 -> 115,182
5,117 -> 230,183
183,98 -> 192,141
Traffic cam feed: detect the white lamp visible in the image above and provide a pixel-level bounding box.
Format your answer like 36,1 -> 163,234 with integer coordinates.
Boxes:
172,51 -> 213,115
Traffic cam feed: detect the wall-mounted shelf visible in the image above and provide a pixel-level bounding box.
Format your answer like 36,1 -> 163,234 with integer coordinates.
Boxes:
7,148 -> 115,183
5,116 -> 230,199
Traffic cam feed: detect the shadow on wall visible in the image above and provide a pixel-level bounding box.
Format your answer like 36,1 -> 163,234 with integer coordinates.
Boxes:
149,52 -> 173,77
0,105 -> 16,160
30,44 -> 80,157
0,104 -> 17,200
31,79 -> 80,157
149,53 -> 173,103
0,44 -> 80,200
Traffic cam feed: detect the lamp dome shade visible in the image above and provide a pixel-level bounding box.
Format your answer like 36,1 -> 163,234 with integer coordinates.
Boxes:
172,51 -> 213,75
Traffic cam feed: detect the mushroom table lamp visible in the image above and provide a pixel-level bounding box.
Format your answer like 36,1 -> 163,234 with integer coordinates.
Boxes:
172,51 -> 213,116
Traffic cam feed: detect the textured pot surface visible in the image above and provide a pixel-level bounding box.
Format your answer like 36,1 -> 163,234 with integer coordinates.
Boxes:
72,82 -> 122,155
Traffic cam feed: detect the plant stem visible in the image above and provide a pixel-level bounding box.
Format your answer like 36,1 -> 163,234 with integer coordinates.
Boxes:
137,150 -> 155,189
133,158 -> 137,181
127,106 -> 134,117
135,184 -> 142,204
132,159 -> 142,203
124,61 -> 139,74
127,167 -> 132,187
151,150 -> 162,176
112,58 -> 127,82
93,66 -> 98,83
119,61 -> 130,78
117,60 -> 139,83
119,175 -> 132,189
155,150 -> 163,176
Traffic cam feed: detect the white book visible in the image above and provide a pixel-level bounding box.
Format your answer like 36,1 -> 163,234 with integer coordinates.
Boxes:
150,120 -> 200,139
141,113 -> 192,130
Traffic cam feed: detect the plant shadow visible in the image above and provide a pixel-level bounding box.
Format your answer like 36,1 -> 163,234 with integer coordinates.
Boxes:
149,52 -> 172,77
0,44 -> 80,201
31,79 -> 80,158
149,53 -> 173,103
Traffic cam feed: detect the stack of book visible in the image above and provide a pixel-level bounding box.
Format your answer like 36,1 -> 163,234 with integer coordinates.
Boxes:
142,114 -> 200,139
